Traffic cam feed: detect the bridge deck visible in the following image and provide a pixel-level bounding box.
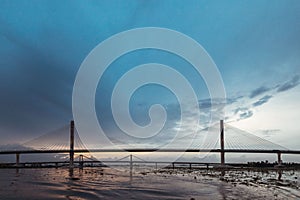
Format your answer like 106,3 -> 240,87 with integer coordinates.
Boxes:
1,149 -> 300,154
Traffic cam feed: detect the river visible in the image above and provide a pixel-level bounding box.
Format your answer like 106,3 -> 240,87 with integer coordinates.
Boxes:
0,167 -> 299,199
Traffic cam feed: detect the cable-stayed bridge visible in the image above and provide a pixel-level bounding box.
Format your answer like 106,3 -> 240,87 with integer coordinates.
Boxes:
0,120 -> 300,167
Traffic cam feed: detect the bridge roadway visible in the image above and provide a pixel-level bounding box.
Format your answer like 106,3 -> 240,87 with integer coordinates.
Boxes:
1,149 -> 300,154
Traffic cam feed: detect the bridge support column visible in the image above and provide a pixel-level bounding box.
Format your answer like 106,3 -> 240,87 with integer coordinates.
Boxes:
130,155 -> 133,170
130,154 -> 133,181
16,153 -> 20,167
69,120 -> 74,170
220,120 -> 225,165
277,152 -> 282,165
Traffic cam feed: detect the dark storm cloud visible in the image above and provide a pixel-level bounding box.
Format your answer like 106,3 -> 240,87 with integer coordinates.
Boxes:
249,86 -> 271,98
252,95 -> 273,107
277,75 -> 300,93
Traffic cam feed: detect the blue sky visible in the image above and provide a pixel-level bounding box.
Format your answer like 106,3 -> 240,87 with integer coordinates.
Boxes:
0,0 -> 300,153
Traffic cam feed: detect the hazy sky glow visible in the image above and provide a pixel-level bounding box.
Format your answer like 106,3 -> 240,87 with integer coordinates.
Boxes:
0,0 -> 300,156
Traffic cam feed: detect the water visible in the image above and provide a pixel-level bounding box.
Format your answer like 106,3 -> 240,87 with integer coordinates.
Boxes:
0,167 -> 299,199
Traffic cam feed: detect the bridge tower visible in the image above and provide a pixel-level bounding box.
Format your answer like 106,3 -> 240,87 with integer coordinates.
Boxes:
220,120 -> 225,165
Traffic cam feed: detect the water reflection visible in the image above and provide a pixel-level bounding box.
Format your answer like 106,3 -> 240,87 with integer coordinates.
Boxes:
15,168 -> 19,176
1,167 -> 299,200
277,170 -> 282,181
68,167 -> 74,177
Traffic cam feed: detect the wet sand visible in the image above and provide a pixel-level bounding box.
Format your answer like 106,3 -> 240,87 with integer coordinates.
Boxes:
0,167 -> 299,199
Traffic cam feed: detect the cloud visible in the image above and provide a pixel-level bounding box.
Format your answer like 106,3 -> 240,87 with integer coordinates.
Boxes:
198,99 -> 212,109
259,129 -> 280,138
226,105 -> 254,122
224,74 -> 300,123
227,74 -> 300,122
239,110 -> 253,120
227,96 -> 243,104
233,107 -> 249,114
252,95 -> 273,107
249,86 -> 271,98
277,75 -> 300,92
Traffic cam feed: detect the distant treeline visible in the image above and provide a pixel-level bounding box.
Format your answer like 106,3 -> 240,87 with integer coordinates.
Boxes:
247,160 -> 300,168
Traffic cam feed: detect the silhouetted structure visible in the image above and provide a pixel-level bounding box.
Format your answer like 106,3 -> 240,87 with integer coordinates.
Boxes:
1,120 -> 300,168
220,120 -> 225,165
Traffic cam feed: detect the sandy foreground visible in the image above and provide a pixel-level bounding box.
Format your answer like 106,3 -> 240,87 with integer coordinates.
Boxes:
0,167 -> 299,200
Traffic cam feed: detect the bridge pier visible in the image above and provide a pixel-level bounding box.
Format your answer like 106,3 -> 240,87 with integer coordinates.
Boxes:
16,153 -> 20,167
277,152 -> 282,165
69,120 -> 74,173
130,154 -> 133,181
220,120 -> 225,165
